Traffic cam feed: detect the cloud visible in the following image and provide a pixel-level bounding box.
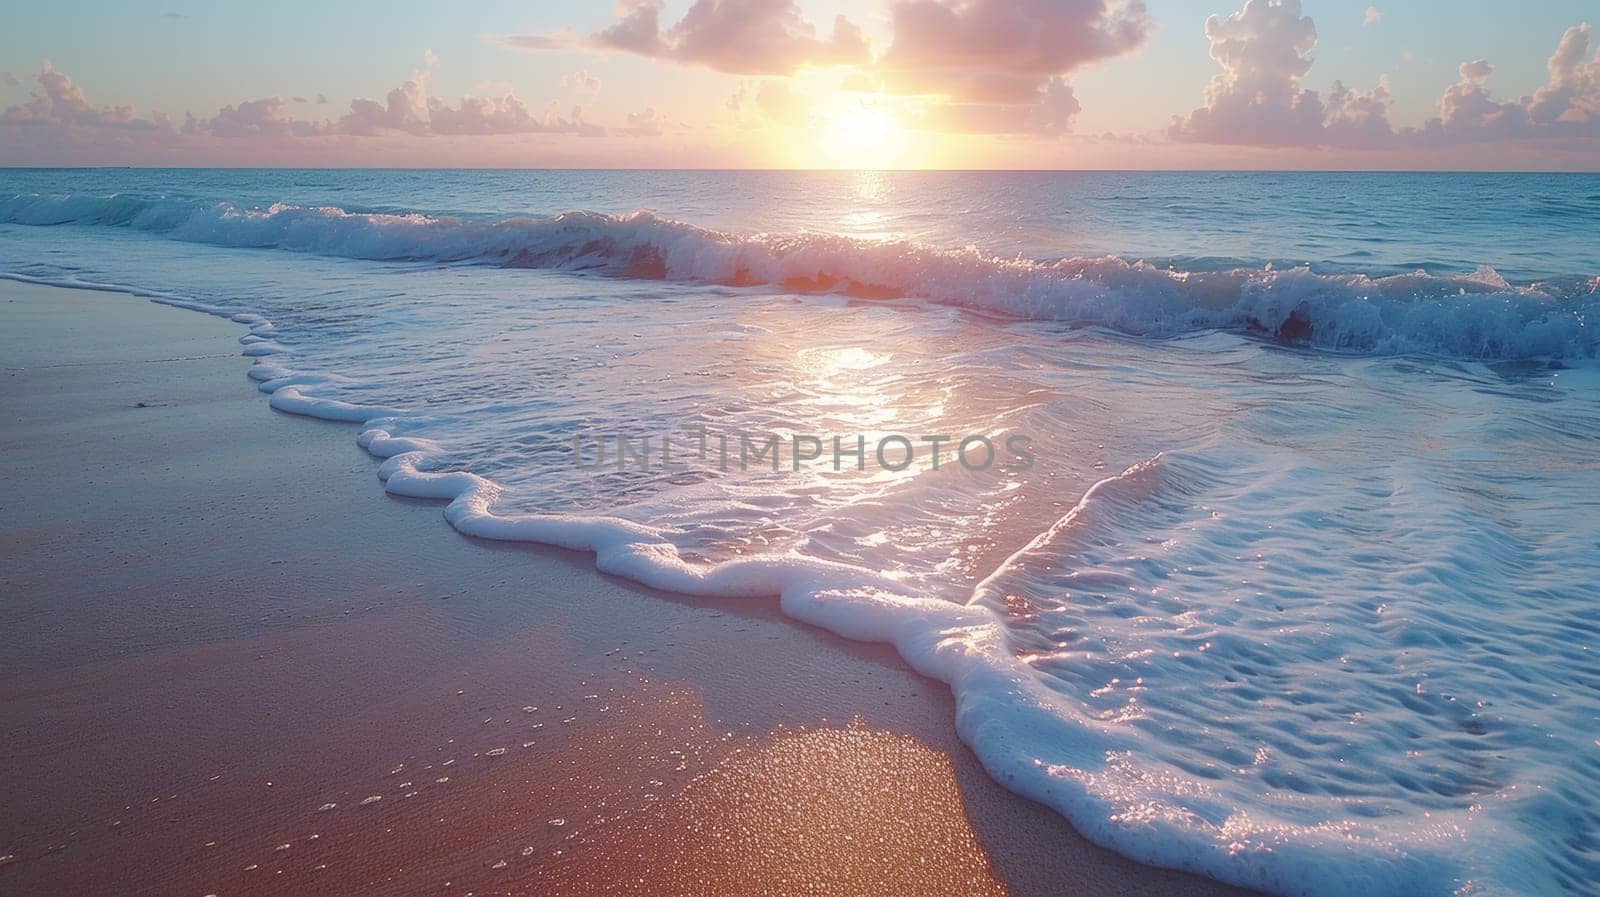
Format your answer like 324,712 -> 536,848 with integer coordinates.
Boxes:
1168,0 -> 1367,146
852,0 -> 1148,136
430,95 -> 599,135
622,106 -> 662,136
915,77 -> 1082,134
499,28 -> 578,51
1419,24 -> 1600,143
272,51 -> 599,138
1170,3 -> 1600,150
337,77 -> 430,135
192,97 -> 331,137
875,0 -> 1150,103
514,0 -> 869,76
831,0 -> 1148,137
2,71 -> 18,87
332,77 -> 601,137
592,0 -> 665,56
196,85 -> 601,139
2,58 -> 608,158
1418,26 -> 1600,143
1363,6 -> 1381,27
1527,22 -> 1600,126
505,0 -> 1143,136
1,60 -> 162,130
163,11 -> 186,20
562,70 -> 602,94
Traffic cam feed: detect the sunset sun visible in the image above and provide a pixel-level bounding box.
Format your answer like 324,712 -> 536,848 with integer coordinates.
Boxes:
818,101 -> 912,169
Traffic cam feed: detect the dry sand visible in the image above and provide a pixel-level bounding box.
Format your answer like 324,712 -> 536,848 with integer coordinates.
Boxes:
0,279 -> 1255,897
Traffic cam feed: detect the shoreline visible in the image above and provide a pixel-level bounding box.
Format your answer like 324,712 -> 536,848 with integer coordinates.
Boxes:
0,278 -> 1253,896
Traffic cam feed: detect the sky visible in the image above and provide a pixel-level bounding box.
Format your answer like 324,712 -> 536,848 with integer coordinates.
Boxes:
2,0 -> 1598,169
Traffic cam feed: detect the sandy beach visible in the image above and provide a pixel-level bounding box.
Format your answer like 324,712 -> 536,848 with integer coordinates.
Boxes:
0,278 -> 1253,896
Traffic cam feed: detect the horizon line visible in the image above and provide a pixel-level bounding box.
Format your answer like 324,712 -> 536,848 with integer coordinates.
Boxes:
4,165 -> 1599,175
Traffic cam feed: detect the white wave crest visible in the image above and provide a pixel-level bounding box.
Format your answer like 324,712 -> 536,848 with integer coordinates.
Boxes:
3,192 -> 1595,360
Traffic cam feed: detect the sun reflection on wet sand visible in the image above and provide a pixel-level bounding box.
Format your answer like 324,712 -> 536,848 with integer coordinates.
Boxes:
537,723 -> 1010,897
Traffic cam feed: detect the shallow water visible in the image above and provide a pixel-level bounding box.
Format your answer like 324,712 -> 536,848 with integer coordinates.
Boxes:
2,169 -> 1598,896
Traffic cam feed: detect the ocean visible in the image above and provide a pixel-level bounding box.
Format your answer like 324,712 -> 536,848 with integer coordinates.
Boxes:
2,169 -> 1598,897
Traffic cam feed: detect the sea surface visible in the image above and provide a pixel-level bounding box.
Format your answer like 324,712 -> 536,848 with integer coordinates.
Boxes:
3,169 -> 1598,897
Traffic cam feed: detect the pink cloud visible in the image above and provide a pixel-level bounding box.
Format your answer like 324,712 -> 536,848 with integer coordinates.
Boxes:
914,77 -> 1082,134
1404,24 -> 1600,144
876,0 -> 1149,102
428,95 -> 599,136
622,106 -> 662,136
338,78 -> 431,135
507,0 -> 1146,136
586,0 -> 868,75
1527,23 -> 1600,126
1458,59 -> 1494,82
855,0 -> 1144,135
195,53 -> 603,139
1167,0 -> 1369,146
562,70 -> 602,94
0,58 -> 610,164
1,60 -> 162,131
194,97 -> 332,137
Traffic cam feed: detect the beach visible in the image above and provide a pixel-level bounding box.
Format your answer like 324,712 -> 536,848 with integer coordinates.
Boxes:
0,277 -> 1254,896
7,0 -> 1600,889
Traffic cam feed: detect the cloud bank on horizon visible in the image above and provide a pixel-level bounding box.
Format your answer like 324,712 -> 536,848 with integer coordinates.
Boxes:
1168,0 -> 1600,149
2,0 -> 1597,168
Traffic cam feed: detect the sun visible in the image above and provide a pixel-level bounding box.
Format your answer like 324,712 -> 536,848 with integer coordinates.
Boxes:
817,101 -> 911,170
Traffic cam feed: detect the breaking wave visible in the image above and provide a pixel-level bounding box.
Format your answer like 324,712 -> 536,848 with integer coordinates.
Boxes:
3,191 -> 1596,360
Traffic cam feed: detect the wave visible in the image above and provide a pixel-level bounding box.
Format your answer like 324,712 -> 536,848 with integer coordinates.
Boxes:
3,191 -> 1597,360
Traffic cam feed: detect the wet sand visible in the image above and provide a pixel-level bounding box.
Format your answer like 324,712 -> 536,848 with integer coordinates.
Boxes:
0,279 -> 1254,897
